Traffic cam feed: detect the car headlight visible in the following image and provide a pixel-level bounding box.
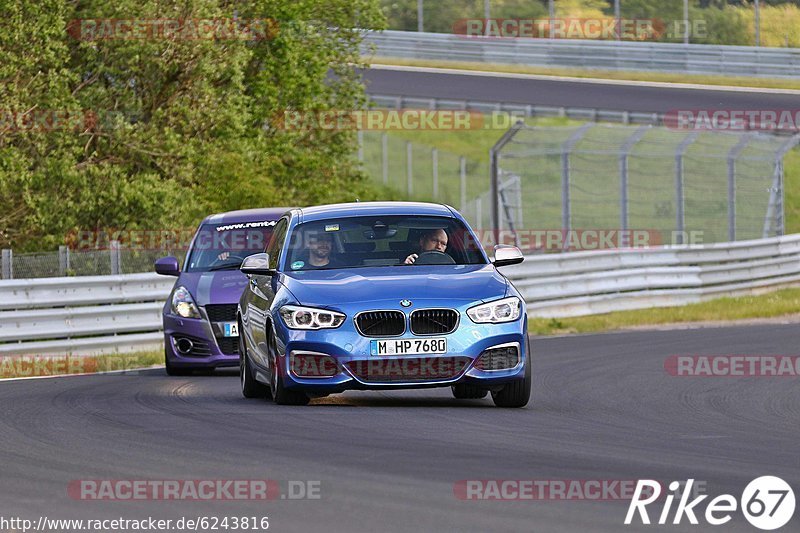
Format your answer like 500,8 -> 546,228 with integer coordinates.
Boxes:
467,296 -> 521,324
171,286 -> 201,318
280,305 -> 345,330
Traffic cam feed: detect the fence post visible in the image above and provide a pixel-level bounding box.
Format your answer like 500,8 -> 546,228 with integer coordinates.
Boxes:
357,130 -> 364,162
560,124 -> 594,241
619,126 -> 649,246
110,240 -> 121,275
674,132 -> 698,244
381,133 -> 389,185
764,134 -> 800,237
432,148 -> 439,199
1,249 -> 12,279
59,245 -> 70,276
459,156 -> 467,211
490,121 -> 525,242
727,134 -> 753,241
406,141 -> 413,197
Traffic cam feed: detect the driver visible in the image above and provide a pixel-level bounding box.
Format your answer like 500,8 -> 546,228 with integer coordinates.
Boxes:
403,228 -> 449,265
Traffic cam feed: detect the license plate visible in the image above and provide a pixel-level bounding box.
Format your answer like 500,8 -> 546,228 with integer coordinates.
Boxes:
370,338 -> 447,356
223,322 -> 239,337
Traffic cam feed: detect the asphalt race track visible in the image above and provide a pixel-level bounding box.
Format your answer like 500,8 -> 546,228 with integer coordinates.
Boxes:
1,324 -> 798,532
362,66 -> 800,114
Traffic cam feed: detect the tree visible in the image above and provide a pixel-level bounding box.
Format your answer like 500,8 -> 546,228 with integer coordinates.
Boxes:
1,0 -> 385,251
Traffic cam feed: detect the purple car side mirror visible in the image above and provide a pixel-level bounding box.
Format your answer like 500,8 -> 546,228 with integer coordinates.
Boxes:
155,256 -> 180,276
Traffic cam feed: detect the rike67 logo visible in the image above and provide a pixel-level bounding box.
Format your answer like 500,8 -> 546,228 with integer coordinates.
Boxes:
626,477 -> 795,530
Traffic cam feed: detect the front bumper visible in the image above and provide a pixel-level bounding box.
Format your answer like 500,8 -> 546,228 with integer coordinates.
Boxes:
270,314 -> 528,393
163,312 -> 239,369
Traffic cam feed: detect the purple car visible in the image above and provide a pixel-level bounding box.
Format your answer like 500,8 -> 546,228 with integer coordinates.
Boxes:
155,208 -> 289,375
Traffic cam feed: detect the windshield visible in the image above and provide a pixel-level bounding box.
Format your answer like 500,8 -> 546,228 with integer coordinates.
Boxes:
184,221 -> 277,272
283,215 -> 486,271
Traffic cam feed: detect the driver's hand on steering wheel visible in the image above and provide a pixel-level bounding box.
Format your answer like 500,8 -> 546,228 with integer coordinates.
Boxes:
403,254 -> 418,265
217,251 -> 230,261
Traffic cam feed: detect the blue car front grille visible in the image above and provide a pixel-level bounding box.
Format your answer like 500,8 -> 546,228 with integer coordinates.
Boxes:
410,309 -> 458,335
355,311 -> 406,337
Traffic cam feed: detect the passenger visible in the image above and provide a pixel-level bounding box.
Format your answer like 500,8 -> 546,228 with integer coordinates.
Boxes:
404,228 -> 449,265
300,231 -> 342,270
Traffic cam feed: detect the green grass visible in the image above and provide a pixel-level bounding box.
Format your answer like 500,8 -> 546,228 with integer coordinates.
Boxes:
371,57 -> 800,91
0,351 -> 163,379
530,288 -> 800,336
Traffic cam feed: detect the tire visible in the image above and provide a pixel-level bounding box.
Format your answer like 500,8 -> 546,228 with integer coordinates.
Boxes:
165,347 -> 192,376
240,328 -> 269,399
451,384 -> 488,399
267,327 -> 309,406
491,335 -> 532,408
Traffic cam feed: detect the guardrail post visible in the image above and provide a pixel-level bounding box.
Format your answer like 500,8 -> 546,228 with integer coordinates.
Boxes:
1,249 -> 12,279
432,148 -> 439,199
459,157 -> 467,210
110,240 -> 121,275
381,133 -> 389,185
59,245 -> 70,276
406,141 -> 413,197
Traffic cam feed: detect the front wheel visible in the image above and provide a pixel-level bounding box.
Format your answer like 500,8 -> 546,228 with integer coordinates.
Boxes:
240,329 -> 269,399
165,347 -> 192,376
267,328 -> 310,406
491,336 -> 532,408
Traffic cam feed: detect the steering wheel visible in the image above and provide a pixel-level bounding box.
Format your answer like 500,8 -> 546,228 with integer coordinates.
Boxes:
414,251 -> 456,265
209,251 -> 249,267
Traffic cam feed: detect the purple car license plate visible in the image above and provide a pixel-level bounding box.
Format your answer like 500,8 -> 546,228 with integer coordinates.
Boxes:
370,338 -> 447,356
223,322 -> 239,337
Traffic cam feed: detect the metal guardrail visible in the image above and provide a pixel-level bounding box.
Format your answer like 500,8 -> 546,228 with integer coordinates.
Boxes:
364,30 -> 800,78
504,234 -> 800,317
368,93 -> 664,126
1,234 -> 799,355
0,273 -> 173,355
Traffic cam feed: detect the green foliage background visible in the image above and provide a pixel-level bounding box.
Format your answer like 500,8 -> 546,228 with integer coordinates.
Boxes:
0,0 -> 386,252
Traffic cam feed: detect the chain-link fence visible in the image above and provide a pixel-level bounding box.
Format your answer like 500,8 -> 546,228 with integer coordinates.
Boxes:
358,131 -> 491,228
493,123 -> 799,246
1,245 -> 186,279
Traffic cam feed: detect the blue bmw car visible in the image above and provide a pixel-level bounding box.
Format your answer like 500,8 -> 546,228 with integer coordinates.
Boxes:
237,202 -> 530,407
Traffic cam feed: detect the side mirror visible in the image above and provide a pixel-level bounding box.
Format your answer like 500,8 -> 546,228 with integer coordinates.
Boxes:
240,253 -> 276,276
492,245 -> 524,268
155,256 -> 180,276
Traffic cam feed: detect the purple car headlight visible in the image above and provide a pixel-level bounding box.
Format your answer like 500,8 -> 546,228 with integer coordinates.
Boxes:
171,286 -> 201,319
280,305 -> 345,330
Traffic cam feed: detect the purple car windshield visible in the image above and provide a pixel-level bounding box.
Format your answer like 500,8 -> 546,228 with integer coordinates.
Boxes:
185,221 -> 277,272
284,215 -> 486,271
